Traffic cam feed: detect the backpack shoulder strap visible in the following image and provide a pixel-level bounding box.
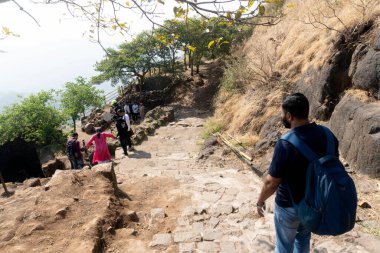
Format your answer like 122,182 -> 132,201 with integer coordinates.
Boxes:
281,131 -> 319,161
319,125 -> 335,156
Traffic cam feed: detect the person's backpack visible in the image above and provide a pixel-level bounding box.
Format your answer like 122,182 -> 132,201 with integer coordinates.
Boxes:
66,139 -> 76,159
281,125 -> 357,236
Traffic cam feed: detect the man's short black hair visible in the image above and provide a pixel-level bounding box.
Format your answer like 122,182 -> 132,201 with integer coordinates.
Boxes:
282,93 -> 309,119
117,108 -> 125,113
71,132 -> 78,137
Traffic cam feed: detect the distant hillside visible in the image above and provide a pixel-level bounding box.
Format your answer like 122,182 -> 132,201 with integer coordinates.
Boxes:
0,82 -> 117,112
0,91 -> 25,112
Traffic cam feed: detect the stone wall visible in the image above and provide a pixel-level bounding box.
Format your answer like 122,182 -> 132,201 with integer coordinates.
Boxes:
131,106 -> 175,145
330,94 -> 380,177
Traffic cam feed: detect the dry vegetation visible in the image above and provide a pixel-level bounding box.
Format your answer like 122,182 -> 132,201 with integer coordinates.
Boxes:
210,0 -> 380,150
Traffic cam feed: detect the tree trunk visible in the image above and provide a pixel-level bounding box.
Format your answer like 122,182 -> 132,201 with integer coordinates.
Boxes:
171,47 -> 176,72
72,117 -> 76,132
196,64 -> 200,74
190,52 -> 194,76
138,74 -> 146,93
184,47 -> 187,69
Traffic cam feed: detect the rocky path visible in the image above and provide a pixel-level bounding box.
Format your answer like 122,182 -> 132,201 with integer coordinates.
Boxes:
105,107 -> 380,253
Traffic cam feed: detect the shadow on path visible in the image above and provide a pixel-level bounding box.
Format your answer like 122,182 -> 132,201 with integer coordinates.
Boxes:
128,150 -> 152,159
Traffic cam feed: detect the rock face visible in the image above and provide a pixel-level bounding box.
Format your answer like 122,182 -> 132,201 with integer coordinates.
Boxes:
131,106 -> 175,145
292,25 -> 380,177
41,156 -> 71,177
254,115 -> 282,155
352,48 -> 380,99
330,93 -> 380,177
296,23 -> 374,120
92,162 -> 117,188
296,44 -> 354,120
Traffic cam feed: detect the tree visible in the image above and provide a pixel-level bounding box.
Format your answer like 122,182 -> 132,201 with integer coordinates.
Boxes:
60,76 -> 104,131
1,1 -> 282,49
154,25 -> 183,73
92,31 -> 166,90
0,91 -> 66,146
162,17 -> 253,75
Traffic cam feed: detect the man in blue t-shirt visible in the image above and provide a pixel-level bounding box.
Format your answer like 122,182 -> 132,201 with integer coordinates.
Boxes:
256,93 -> 339,253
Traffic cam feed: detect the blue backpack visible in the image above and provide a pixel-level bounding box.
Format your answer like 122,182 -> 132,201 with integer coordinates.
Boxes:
281,126 -> 357,236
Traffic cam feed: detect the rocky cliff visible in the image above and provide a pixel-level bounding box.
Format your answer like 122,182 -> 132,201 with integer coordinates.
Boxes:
212,0 -> 380,177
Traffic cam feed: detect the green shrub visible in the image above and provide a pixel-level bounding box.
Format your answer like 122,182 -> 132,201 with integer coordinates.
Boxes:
221,59 -> 252,94
0,91 -> 66,146
202,120 -> 223,139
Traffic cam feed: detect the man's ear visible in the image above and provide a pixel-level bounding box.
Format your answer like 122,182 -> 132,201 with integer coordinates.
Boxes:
286,111 -> 293,122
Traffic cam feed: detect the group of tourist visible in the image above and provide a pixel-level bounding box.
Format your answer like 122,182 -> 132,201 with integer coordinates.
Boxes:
111,100 -> 145,123
66,92 -> 356,253
67,99 -> 142,169
67,128 -> 117,169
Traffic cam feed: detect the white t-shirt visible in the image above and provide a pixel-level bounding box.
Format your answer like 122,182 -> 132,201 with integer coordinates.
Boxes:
132,104 -> 139,113
123,114 -> 131,131
124,104 -> 131,114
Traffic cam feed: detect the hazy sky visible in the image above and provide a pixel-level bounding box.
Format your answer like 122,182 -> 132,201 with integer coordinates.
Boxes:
0,0 -> 171,97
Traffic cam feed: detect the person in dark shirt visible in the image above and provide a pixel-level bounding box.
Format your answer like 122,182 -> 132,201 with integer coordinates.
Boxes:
66,132 -> 85,169
256,93 -> 339,253
115,109 -> 132,156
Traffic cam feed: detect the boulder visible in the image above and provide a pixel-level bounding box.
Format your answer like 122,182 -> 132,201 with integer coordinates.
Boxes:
348,44 -> 368,78
42,156 -> 71,177
92,162 -> 117,187
330,93 -> 380,177
352,48 -> 380,99
84,123 -> 95,134
102,112 -> 113,122
23,178 -> 41,187
107,142 -> 118,156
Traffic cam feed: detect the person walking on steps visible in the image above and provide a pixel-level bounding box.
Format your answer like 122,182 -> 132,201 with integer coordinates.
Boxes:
131,101 -> 139,123
66,132 -> 85,169
256,93 -> 340,253
124,101 -> 132,118
115,109 -> 133,156
86,128 -> 117,165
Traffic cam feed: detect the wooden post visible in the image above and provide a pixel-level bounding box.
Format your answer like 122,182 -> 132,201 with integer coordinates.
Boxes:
0,171 -> 9,194
217,133 -> 253,161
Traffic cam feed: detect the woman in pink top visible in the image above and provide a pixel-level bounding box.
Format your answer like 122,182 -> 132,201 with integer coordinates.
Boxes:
86,128 -> 117,164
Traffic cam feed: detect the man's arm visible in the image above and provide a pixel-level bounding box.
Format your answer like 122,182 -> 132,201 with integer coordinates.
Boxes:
257,175 -> 282,217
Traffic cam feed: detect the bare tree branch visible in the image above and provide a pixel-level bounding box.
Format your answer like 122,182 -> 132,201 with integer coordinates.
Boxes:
11,0 -> 41,27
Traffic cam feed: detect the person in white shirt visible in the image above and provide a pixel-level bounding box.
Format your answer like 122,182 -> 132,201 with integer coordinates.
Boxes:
124,101 -> 131,115
123,111 -> 134,151
131,101 -> 139,123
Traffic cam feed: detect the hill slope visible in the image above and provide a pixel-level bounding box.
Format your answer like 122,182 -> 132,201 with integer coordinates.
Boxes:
212,0 -> 380,177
